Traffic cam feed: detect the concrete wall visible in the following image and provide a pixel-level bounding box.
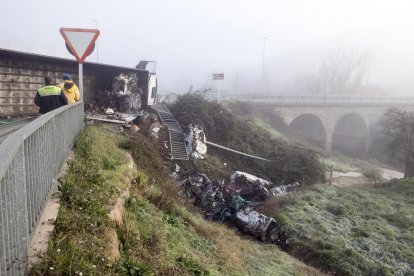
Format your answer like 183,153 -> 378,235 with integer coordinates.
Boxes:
0,49 -> 147,116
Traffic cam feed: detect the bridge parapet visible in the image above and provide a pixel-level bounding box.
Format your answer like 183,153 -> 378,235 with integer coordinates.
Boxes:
203,93 -> 414,106
0,102 -> 83,274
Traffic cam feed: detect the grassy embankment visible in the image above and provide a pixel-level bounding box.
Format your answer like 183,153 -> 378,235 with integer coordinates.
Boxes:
31,125 -> 322,275
259,181 -> 414,275
171,95 -> 412,274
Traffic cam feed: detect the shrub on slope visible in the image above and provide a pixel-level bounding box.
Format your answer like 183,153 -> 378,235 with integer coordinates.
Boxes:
169,93 -> 325,185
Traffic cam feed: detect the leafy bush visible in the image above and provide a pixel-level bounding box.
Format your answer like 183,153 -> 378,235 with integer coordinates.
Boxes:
170,93 -> 325,185
361,166 -> 382,183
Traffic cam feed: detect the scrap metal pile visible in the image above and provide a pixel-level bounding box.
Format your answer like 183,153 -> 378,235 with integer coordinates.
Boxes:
86,73 -> 143,119
109,73 -> 142,114
85,73 -> 163,139
185,124 -> 207,159
178,171 -> 299,249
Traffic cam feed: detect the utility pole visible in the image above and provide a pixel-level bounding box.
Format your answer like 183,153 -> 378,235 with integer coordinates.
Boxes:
235,73 -> 239,93
261,37 -> 268,95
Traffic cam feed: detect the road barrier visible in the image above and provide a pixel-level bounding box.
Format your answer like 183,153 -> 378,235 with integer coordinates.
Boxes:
200,93 -> 414,105
0,102 -> 84,275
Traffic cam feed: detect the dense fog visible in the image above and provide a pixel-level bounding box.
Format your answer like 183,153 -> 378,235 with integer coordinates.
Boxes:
1,0 -> 413,95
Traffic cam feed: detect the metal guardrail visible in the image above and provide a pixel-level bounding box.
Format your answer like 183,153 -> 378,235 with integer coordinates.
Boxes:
151,103 -> 189,160
0,102 -> 84,275
201,93 -> 414,106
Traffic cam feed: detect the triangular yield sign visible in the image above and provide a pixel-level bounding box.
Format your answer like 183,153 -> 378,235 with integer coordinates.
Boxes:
60,28 -> 100,63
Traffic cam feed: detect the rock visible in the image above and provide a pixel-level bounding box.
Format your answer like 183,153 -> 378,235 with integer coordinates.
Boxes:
269,182 -> 300,196
105,108 -> 115,115
150,132 -> 159,140
105,230 -> 120,262
130,124 -> 140,133
149,122 -> 160,133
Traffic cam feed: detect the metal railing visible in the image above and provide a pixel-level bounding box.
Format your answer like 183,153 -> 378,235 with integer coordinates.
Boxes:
201,92 -> 414,106
0,102 -> 84,275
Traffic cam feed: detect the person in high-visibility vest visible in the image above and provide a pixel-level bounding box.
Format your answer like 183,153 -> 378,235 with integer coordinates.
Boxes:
58,73 -> 80,104
34,76 -> 68,114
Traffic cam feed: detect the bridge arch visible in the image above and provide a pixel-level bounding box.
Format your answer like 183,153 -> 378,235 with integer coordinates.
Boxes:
289,113 -> 326,149
332,113 -> 368,156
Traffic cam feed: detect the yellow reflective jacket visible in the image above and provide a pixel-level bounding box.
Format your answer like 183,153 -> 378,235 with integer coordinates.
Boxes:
58,80 -> 80,104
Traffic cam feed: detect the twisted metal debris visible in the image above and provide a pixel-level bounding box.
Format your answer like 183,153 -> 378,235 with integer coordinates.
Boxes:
178,171 -> 299,249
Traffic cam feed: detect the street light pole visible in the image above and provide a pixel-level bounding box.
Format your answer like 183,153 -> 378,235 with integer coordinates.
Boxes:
261,37 -> 267,94
92,19 -> 99,63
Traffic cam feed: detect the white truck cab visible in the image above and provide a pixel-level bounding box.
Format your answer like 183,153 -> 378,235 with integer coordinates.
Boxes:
136,61 -> 157,106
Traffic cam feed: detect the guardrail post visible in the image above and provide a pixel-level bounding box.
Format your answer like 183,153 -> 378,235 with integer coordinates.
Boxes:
14,147 -> 29,273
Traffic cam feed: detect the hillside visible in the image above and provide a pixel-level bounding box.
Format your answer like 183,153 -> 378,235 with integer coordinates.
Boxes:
170,94 -> 413,275
31,94 -> 413,275
30,125 -> 322,275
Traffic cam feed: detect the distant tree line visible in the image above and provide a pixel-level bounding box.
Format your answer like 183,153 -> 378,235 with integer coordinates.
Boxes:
379,107 -> 414,177
289,49 -> 385,96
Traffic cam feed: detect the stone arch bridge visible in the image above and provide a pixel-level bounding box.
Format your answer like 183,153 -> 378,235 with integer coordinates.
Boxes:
203,93 -> 414,155
269,104 -> 388,154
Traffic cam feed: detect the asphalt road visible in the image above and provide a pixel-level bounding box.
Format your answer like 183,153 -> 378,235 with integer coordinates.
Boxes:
0,117 -> 37,144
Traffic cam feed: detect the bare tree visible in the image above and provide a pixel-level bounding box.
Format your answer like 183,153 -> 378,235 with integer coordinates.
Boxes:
318,49 -> 373,95
289,49 -> 373,95
379,107 -> 414,177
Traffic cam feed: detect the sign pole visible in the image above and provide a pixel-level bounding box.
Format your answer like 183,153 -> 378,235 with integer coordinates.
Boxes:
60,28 -> 100,104
79,63 -> 84,101
212,73 -> 224,104
218,80 -> 221,104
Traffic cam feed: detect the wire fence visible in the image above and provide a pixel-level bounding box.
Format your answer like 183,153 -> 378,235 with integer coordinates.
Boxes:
0,102 -> 84,275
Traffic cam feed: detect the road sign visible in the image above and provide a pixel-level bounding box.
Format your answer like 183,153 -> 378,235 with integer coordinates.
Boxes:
213,73 -> 224,80
60,28 -> 100,103
60,28 -> 100,63
65,42 -> 95,58
212,73 -> 224,103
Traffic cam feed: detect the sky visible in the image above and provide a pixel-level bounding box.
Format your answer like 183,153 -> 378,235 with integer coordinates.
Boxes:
1,0 -> 414,95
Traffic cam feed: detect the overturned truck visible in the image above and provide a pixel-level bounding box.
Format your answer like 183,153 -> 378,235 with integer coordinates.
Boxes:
0,48 -> 159,116
85,60 -> 158,113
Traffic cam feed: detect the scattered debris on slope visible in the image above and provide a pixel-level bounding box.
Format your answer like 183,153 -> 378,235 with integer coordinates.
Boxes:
85,92 -> 321,254
169,93 -> 325,186
185,124 -> 207,159
177,170 -> 299,249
